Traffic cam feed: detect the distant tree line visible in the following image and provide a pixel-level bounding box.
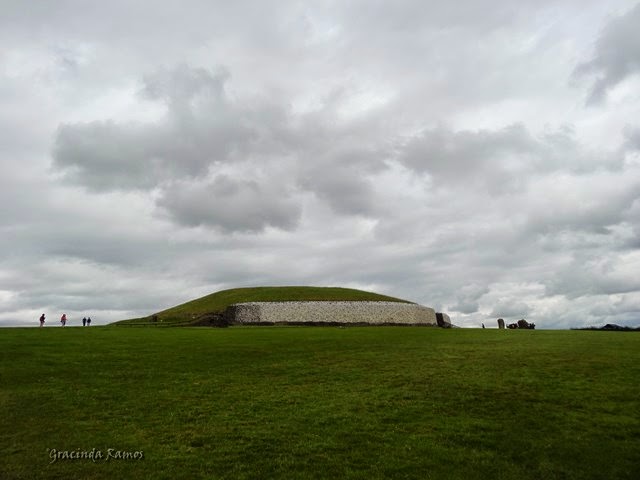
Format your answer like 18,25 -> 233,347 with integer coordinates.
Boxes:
573,324 -> 640,332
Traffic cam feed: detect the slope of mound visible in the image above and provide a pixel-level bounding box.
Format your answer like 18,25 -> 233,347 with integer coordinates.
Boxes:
113,286 -> 413,327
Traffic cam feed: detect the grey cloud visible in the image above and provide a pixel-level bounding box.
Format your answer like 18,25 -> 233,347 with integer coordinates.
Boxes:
589,293 -> 640,322
545,252 -> 640,299
525,174 -> 640,237
139,66 -> 258,157
0,1 -> 290,60
490,300 -> 531,318
157,175 -> 301,233
0,260 -> 199,324
345,1 -> 517,32
288,98 -> 391,217
42,231 -> 168,267
140,65 -> 229,105
53,64 -> 392,221
396,123 -> 625,195
342,0 -> 594,34
321,0 -> 603,119
0,207 -> 180,271
623,127 -> 640,151
573,3 -> 640,105
398,123 -> 535,183
591,294 -> 640,316
451,300 -> 481,315
298,167 -> 377,216
368,167 -> 638,323
450,284 -> 490,314
554,292 -> 640,329
52,65 -> 259,191
53,121 -> 166,190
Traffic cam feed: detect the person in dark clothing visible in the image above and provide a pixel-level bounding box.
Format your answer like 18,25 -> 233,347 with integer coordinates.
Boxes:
86,317 -> 91,326
39,314 -> 45,327
82,317 -> 87,326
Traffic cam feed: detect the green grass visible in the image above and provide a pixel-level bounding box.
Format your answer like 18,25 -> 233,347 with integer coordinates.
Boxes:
1,327 -> 639,479
114,286 -> 413,327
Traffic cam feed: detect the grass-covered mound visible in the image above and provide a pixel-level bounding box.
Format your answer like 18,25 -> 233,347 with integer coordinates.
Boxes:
113,286 -> 413,327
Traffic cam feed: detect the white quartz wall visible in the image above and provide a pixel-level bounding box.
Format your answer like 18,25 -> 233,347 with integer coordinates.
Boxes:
231,301 -> 438,325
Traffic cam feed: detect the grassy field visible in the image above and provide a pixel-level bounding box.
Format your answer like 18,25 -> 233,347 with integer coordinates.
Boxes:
1,326 -> 639,479
114,286 -> 412,326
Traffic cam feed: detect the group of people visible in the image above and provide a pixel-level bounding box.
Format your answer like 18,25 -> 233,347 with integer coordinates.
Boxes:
38,313 -> 91,327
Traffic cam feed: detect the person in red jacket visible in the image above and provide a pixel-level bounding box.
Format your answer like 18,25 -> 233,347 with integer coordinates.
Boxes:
60,313 -> 67,327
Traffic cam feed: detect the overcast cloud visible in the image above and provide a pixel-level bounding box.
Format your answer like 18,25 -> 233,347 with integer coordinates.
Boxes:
1,0 -> 639,328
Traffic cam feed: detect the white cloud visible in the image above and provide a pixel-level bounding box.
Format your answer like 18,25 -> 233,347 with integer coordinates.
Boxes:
1,0 -> 640,328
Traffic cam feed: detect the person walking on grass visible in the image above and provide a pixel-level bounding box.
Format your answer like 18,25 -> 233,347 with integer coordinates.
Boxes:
82,317 -> 87,327
39,313 -> 45,327
86,317 -> 91,326
60,313 -> 67,327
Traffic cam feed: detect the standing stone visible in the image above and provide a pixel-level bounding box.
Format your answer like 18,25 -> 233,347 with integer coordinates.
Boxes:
497,318 -> 505,329
436,312 -> 451,328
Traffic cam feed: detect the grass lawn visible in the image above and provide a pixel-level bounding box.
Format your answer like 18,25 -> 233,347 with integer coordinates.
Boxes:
1,327 -> 639,479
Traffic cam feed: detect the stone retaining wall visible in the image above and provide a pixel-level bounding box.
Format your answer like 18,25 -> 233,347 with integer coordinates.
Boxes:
225,301 -> 443,326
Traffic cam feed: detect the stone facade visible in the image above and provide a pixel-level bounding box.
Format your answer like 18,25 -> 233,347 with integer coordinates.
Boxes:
224,301 -> 441,326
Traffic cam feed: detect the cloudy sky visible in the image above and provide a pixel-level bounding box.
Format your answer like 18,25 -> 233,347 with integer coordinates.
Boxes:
1,0 -> 639,328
